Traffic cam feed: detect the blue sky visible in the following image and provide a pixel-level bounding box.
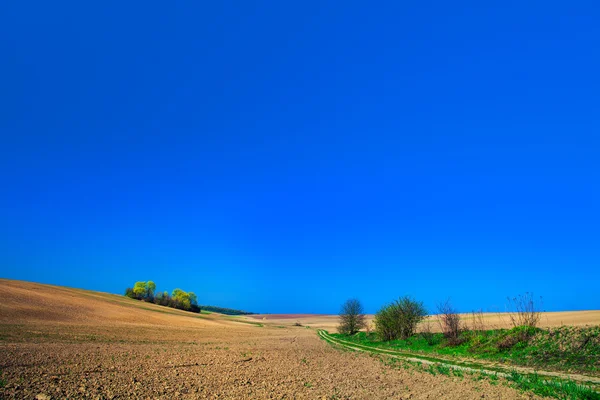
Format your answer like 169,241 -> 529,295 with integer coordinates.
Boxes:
1,2 -> 599,314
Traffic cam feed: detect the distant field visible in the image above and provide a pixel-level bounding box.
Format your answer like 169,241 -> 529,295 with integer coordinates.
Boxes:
249,311 -> 600,331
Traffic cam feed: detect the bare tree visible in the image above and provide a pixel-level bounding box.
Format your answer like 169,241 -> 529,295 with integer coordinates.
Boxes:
507,293 -> 542,329
338,299 -> 366,335
437,298 -> 463,345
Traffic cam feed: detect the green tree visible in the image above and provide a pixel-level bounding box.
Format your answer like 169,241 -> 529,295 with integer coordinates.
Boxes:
172,288 -> 191,310
375,296 -> 427,341
147,281 -> 156,299
124,287 -> 135,299
133,281 -> 148,299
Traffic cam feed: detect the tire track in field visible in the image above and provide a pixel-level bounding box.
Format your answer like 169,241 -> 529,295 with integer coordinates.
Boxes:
317,329 -> 600,388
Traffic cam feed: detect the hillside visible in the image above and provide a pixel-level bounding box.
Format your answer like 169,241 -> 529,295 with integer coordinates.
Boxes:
0,278 -> 248,331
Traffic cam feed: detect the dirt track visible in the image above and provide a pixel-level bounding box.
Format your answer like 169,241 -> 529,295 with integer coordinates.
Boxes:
0,279 -> 543,399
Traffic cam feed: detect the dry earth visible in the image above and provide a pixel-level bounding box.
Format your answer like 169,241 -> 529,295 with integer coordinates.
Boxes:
0,279 -> 548,399
250,311 -> 600,332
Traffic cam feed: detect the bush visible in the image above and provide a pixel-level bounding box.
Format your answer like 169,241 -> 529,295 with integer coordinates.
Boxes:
437,298 -> 464,345
419,319 -> 437,345
497,332 -> 522,350
375,296 -> 427,341
507,292 -> 542,329
338,299 -> 366,335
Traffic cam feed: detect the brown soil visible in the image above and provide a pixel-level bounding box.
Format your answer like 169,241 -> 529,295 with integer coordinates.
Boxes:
0,279 -> 543,399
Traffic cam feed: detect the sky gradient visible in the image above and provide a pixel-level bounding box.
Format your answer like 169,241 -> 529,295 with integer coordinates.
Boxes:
1,2 -> 599,314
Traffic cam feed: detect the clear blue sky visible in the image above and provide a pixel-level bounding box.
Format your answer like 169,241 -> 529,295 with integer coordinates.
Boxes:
1,2 -> 599,314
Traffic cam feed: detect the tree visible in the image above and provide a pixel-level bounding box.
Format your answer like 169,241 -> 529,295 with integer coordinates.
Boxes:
374,302 -> 398,341
172,288 -> 192,310
155,291 -> 172,306
338,299 -> 366,335
395,296 -> 428,339
133,281 -> 148,299
375,296 -> 427,341
188,292 -> 200,312
147,281 -> 156,299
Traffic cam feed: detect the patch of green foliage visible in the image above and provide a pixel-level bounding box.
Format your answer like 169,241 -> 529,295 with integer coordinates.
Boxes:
332,325 -> 600,375
426,364 -> 437,375
124,281 -> 200,313
507,370 -> 600,400
374,296 -> 427,341
436,364 -> 451,376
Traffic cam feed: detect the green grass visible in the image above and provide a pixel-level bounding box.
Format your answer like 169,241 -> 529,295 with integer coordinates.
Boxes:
324,327 -> 600,400
331,325 -> 600,375
427,364 -> 437,375
375,351 -> 599,400
507,370 -> 600,400
436,364 -> 451,376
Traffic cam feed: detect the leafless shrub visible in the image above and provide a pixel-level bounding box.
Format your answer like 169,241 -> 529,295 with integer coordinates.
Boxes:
437,298 -> 464,345
338,299 -> 366,335
507,292 -> 542,329
294,322 -> 303,327
471,309 -> 486,332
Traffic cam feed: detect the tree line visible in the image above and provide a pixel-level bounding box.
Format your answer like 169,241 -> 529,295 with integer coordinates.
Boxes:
338,293 -> 542,344
200,305 -> 254,316
125,281 -> 200,313
338,296 -> 427,340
